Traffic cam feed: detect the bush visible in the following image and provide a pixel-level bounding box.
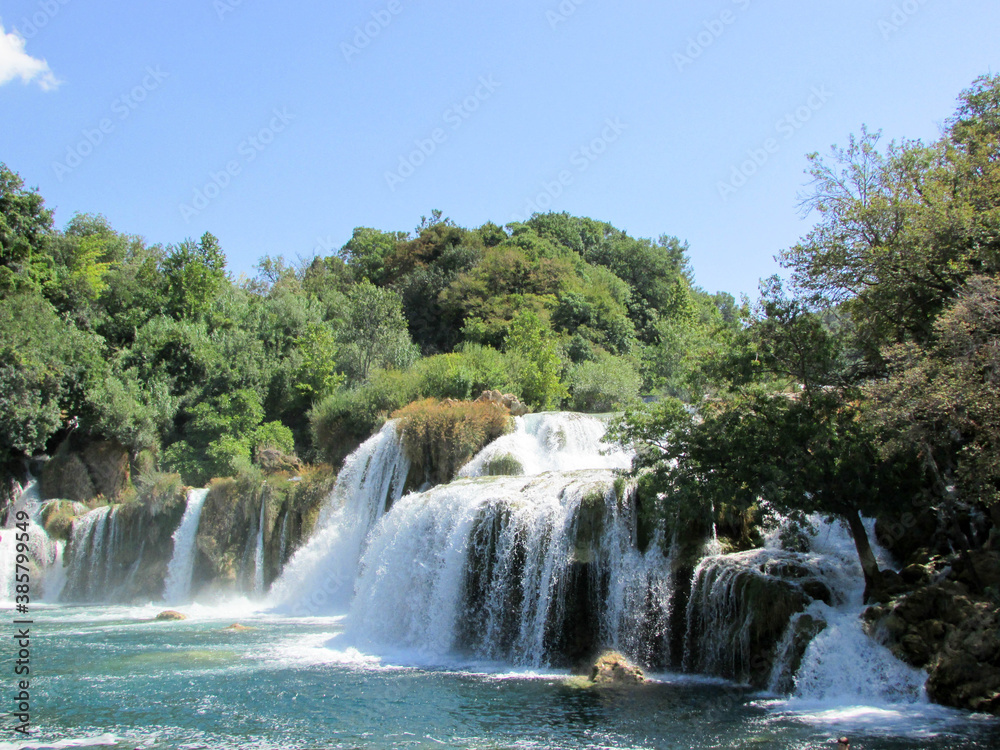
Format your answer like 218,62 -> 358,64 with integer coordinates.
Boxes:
566,354 -> 642,412
393,398 -> 513,485
309,368 -> 421,464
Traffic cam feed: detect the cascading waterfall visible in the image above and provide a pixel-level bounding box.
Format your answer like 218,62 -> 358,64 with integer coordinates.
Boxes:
0,477 -> 63,602
162,488 -> 210,603
268,420 -> 411,614
778,518 -> 928,704
62,505 -> 115,602
346,413 -> 673,668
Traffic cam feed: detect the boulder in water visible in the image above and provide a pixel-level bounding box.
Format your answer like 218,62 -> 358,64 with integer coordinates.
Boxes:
155,610 -> 188,621
222,623 -> 253,631
589,651 -> 645,686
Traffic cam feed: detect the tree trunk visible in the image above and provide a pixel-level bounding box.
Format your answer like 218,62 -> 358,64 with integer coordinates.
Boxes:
844,509 -> 882,602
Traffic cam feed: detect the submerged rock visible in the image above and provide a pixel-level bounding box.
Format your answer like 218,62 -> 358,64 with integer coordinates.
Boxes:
155,610 -> 188,621
222,623 -> 253,631
589,651 -> 645,686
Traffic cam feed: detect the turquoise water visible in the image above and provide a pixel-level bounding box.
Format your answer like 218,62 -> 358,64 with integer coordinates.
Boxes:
6,604 -> 998,750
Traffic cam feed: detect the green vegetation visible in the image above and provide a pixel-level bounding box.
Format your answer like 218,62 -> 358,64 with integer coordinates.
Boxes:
393,398 -> 513,485
611,74 -> 1000,601
2,168 -> 715,493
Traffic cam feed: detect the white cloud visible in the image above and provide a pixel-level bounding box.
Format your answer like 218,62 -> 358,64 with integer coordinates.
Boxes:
0,21 -> 60,91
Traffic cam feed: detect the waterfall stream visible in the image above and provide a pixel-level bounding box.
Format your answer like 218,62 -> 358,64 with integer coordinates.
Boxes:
267,420 -> 411,614
162,488 -> 210,603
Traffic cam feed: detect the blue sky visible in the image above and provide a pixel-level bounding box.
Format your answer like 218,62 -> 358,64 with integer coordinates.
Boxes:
1,0 -> 998,298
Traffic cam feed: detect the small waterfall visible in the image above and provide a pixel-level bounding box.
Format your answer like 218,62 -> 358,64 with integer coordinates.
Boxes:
62,505 -> 114,602
254,497 -> 266,595
779,518 -> 927,704
268,421 -> 411,614
278,511 -> 290,567
458,412 -> 632,477
0,478 -> 63,602
163,488 -> 210,603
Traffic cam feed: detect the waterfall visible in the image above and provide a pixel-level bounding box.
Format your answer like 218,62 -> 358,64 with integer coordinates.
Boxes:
62,505 -> 114,602
777,517 -> 927,704
345,413 -> 670,668
277,511 -> 290,567
458,412 -> 632,477
0,478 -> 63,602
163,488 -> 210,603
268,421 -> 411,614
254,497 -> 266,595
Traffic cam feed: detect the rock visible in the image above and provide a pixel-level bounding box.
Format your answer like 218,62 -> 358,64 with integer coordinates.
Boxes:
80,440 -> 130,498
475,389 -> 529,417
40,438 -> 130,503
866,554 -> 1000,715
40,452 -> 96,503
254,447 -> 303,475
155,610 -> 188,621
589,650 -> 645,686
222,623 -> 253,631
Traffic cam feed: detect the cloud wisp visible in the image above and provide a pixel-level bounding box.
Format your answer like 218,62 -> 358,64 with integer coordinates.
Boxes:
0,21 -> 60,91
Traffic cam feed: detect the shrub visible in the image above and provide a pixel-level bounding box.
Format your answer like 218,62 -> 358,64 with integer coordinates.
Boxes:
566,354 -> 642,412
392,398 -> 513,485
309,368 -> 421,465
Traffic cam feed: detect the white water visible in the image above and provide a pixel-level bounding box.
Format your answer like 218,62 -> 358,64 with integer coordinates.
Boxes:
254,496 -> 266,595
349,471 -> 608,663
0,478 -> 64,602
685,514 -> 927,704
61,505 -> 114,601
782,518 -> 927,705
458,411 -> 632,477
343,413 -> 674,668
268,421 -> 411,614
162,488 -> 210,603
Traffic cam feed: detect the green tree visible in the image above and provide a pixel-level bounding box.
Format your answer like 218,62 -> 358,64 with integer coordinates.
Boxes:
0,163 -> 54,293
504,309 -> 567,410
339,279 -> 417,381
162,232 -> 227,320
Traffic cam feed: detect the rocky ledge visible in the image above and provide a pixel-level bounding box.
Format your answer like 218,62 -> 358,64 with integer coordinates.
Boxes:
864,550 -> 1000,715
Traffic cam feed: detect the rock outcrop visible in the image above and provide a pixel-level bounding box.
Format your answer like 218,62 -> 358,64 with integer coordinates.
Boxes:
864,550 -> 1000,715
475,389 -> 529,417
40,438 -> 130,502
589,651 -> 645,685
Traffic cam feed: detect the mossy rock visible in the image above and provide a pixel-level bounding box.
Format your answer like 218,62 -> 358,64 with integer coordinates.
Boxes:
483,453 -> 524,477
589,650 -> 645,686
155,610 -> 188,621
